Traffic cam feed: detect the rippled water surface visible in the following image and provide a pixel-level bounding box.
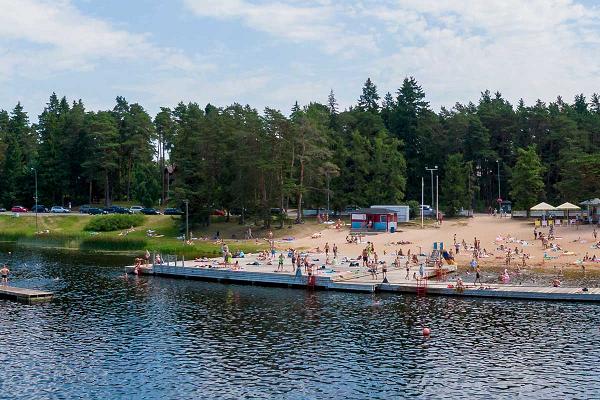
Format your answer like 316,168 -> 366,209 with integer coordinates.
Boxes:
1,245 -> 599,399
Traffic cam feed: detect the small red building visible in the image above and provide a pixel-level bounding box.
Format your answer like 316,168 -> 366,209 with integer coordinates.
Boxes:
350,208 -> 398,232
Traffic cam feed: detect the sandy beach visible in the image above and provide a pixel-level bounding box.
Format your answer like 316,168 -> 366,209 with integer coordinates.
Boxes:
284,214 -> 600,272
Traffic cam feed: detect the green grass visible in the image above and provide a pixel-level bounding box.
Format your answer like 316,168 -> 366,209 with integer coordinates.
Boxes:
0,214 -> 265,256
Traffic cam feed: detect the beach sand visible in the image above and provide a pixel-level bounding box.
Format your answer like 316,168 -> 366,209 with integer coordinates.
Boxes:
285,214 -> 600,273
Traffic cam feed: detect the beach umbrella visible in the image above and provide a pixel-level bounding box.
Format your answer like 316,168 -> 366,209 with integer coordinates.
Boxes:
556,202 -> 581,224
530,202 -> 556,211
530,202 -> 555,221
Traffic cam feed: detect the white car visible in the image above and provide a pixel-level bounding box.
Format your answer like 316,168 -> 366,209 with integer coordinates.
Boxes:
129,205 -> 144,214
51,206 -> 70,213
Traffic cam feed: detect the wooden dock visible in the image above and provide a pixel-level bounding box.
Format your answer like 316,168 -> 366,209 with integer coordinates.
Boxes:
125,262 -> 600,302
0,286 -> 54,303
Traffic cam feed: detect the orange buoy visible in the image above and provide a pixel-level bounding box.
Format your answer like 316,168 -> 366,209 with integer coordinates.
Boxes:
422,327 -> 431,336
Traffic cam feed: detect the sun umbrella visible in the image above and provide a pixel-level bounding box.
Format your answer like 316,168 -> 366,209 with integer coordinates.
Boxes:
556,202 -> 581,225
530,202 -> 556,211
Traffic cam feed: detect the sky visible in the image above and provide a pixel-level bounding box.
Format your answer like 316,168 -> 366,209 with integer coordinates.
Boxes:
1,0 -> 600,118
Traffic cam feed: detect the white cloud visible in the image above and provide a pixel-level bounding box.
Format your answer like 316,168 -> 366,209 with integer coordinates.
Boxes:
0,0 -> 196,81
365,0 -> 600,107
183,0 -> 377,55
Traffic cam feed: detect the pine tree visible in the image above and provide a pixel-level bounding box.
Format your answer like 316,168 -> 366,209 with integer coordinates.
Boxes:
357,78 -> 380,113
510,145 -> 545,212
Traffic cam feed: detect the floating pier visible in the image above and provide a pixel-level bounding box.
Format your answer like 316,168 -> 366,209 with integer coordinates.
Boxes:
0,286 -> 54,303
125,260 -> 600,302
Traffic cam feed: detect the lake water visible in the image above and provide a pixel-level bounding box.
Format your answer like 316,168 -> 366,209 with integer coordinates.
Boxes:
1,245 -> 600,399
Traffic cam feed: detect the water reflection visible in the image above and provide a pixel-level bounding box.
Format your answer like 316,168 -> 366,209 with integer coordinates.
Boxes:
0,245 -> 599,399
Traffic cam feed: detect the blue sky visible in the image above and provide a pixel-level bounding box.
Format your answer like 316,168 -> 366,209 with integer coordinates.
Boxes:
2,0 -> 600,118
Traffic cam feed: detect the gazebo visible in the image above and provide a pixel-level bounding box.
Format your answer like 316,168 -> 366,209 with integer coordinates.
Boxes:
580,198 -> 600,223
556,202 -> 581,226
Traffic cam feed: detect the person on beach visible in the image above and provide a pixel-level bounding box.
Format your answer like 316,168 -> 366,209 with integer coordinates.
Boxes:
362,248 -> 368,267
470,258 -> 478,271
332,243 -> 338,259
594,228 -> 597,241
324,242 -> 330,258
419,263 -> 425,278
1,264 -> 9,284
405,260 -> 410,280
381,262 -> 388,280
474,266 -> 482,286
277,253 -> 284,272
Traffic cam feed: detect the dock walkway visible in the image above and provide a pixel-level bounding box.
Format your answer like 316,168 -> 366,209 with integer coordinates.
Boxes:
0,286 -> 54,303
124,255 -> 600,303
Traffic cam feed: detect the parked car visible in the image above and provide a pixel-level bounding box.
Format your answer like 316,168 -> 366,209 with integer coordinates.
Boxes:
421,205 -> 437,218
11,206 -> 28,213
129,205 -> 144,214
102,206 -> 130,214
87,207 -> 105,215
164,208 -> 183,215
31,205 -> 48,213
141,208 -> 161,215
51,206 -> 70,213
79,205 -> 92,214
0,207 -> 6,212
212,209 -> 225,216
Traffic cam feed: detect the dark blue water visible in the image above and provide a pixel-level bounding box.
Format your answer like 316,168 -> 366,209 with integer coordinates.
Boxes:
1,246 -> 600,399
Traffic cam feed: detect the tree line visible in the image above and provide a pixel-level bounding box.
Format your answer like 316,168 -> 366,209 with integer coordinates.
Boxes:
1,78 -> 599,224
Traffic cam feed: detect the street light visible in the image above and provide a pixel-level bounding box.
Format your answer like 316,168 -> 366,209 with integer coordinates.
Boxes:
496,160 -> 501,199
425,166 -> 438,208
32,167 -> 38,234
183,199 -> 189,241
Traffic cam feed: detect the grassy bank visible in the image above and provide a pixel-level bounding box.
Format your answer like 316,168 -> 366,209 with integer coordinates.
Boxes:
0,214 -> 265,257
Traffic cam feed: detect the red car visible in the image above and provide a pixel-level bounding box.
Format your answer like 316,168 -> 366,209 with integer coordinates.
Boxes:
11,206 -> 28,212
212,209 -> 225,216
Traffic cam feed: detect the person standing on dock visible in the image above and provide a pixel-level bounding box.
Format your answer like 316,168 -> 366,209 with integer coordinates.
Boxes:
474,266 -> 482,286
1,264 -> 9,285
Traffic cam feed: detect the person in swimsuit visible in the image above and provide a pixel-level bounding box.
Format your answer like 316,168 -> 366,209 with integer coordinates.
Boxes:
474,266 -> 482,286
1,264 -> 8,284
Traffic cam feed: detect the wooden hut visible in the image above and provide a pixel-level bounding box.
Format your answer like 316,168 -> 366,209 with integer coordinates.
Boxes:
350,208 -> 398,232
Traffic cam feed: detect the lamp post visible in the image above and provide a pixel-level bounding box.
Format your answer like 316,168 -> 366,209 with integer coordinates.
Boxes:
496,160 -> 501,211
183,200 -> 189,241
421,177 -> 424,229
436,174 -> 439,223
32,167 -> 38,234
425,166 -> 438,208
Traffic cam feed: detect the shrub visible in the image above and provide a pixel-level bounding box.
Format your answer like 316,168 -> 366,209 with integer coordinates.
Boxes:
84,214 -> 145,232
406,200 -> 421,219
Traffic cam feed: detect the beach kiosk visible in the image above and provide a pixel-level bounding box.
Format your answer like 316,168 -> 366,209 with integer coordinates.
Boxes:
350,208 -> 398,232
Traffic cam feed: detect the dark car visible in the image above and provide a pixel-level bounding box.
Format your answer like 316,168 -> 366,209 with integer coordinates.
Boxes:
31,205 -> 48,213
79,205 -> 92,214
0,208 -> 6,212
11,206 -> 28,213
103,206 -> 131,214
88,207 -> 104,215
164,208 -> 183,215
141,208 -> 161,215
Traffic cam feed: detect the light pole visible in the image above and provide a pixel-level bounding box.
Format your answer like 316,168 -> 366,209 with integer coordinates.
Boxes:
425,166 -> 438,208
184,199 -> 189,241
421,177 -> 424,229
496,160 -> 501,211
436,174 -> 439,223
32,167 -> 38,234
496,160 -> 501,198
